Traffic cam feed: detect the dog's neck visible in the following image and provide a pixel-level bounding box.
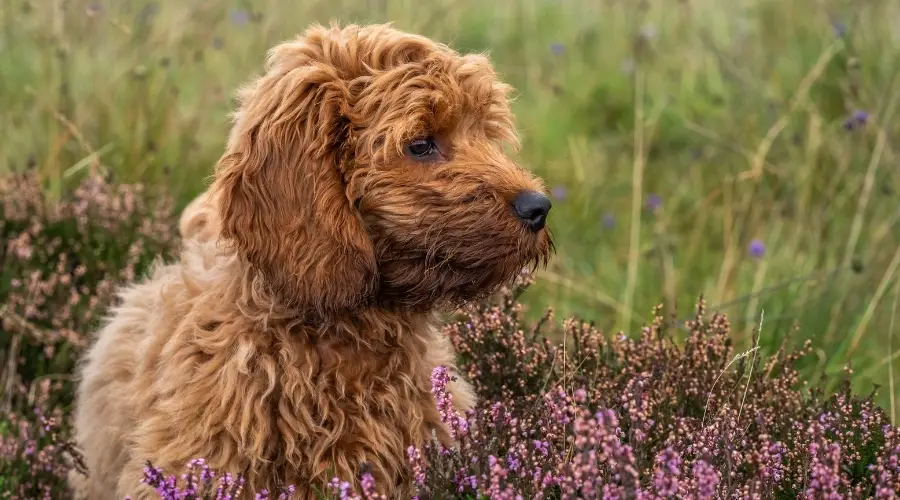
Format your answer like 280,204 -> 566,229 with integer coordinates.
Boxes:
182,228 -> 443,351
222,253 -> 439,347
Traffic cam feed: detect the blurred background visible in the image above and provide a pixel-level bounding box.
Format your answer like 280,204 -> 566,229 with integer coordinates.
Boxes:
2,0 -> 900,411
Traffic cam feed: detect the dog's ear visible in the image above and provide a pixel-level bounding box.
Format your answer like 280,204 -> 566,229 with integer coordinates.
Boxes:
209,30 -> 377,314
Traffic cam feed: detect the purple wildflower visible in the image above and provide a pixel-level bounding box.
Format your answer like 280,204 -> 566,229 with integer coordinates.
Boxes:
652,447 -> 682,497
551,185 -> 567,201
691,460 -> 721,499
602,212 -> 616,229
843,110 -> 869,130
646,193 -> 662,212
431,366 -> 468,441
749,239 -> 765,258
832,21 -> 847,37
230,9 -> 250,26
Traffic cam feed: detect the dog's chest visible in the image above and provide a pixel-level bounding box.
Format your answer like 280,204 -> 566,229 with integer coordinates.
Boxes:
165,326 -> 441,493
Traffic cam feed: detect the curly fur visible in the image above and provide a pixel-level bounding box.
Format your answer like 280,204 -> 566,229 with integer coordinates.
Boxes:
69,23 -> 552,499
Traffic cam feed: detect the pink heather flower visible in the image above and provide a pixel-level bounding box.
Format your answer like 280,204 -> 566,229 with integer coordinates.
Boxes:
359,471 -> 386,499
622,374 -> 654,443
869,445 -> 900,499
574,388 -> 587,403
407,446 -> 426,487
691,459 -> 720,499
646,193 -> 662,212
806,438 -> 844,499
652,447 -> 682,497
431,365 -> 468,441
559,408 -> 639,498
328,478 -> 355,499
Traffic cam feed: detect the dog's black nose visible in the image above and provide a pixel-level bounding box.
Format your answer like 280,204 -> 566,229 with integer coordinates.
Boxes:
512,190 -> 552,232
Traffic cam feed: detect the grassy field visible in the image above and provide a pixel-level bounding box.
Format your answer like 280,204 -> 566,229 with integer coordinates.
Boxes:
3,0 -> 900,413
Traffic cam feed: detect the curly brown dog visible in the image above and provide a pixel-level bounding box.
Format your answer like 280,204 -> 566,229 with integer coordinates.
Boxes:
69,22 -> 553,499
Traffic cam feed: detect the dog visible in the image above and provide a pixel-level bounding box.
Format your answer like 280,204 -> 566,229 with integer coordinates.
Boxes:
69,22 -> 553,499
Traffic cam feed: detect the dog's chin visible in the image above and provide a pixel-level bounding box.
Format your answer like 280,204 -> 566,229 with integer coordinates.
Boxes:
373,231 -> 553,312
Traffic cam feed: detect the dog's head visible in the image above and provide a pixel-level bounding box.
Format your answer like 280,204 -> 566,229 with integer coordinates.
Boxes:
211,23 -> 553,315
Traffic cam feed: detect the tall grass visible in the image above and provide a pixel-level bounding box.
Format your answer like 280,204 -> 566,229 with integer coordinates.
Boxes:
2,0 -> 900,409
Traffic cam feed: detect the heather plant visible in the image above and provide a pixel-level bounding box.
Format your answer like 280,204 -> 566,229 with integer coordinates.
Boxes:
0,171 -> 176,497
109,272 -> 900,498
1,173 -> 899,497
0,378 -> 86,500
138,458 -> 296,500
0,171 -> 177,390
398,272 -> 900,498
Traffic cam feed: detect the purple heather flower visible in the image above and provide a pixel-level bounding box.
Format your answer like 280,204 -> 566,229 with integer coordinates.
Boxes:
807,440 -> 844,499
749,239 -> 765,258
574,388 -> 587,402
692,460 -> 720,498
407,446 -> 426,486
602,212 -> 616,229
431,366 -> 468,440
646,193 -> 662,212
230,9 -> 250,26
832,21 -> 847,37
843,110 -> 869,130
551,185 -> 567,201
652,447 -> 682,497
506,451 -> 521,472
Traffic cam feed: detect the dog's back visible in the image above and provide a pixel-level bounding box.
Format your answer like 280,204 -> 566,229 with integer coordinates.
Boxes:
69,190 -> 230,499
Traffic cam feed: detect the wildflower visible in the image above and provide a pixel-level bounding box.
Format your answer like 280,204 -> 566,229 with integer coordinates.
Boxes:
843,110 -> 869,130
431,366 -> 469,440
652,447 -> 682,497
691,460 -> 720,498
646,193 -> 662,212
551,185 -> 567,201
832,21 -> 847,37
550,43 -> 565,56
749,239 -> 765,258
574,388 -> 587,403
806,439 -> 844,499
359,471 -> 386,499
602,212 -> 616,229
407,446 -> 426,487
230,9 -> 250,26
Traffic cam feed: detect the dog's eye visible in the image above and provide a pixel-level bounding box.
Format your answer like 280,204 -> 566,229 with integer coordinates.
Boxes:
406,137 -> 438,159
